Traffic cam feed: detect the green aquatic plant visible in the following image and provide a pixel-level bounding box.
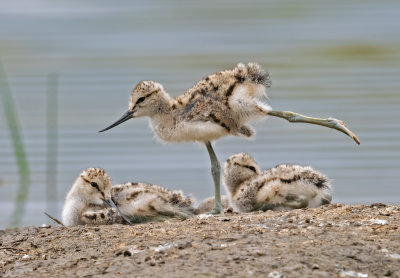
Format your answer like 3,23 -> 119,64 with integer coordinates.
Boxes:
324,44 -> 395,61
46,73 -> 59,219
0,59 -> 31,227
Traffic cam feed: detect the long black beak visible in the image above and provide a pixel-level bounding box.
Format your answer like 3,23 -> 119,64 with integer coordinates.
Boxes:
98,110 -> 134,133
103,198 -> 133,225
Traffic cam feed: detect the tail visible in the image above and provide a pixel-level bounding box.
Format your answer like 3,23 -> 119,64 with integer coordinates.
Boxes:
233,63 -> 272,88
312,175 -> 331,189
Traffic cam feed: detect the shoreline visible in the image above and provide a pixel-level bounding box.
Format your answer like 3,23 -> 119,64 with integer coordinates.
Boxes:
1,204 -> 399,277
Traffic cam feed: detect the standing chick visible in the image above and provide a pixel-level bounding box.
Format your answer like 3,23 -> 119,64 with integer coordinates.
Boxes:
99,63 -> 272,214
223,153 -> 332,212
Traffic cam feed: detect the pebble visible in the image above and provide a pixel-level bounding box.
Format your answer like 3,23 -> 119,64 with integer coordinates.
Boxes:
313,270 -> 331,278
254,250 -> 266,257
268,271 -> 284,278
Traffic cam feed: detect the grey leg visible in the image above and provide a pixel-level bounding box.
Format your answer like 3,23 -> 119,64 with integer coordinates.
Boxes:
205,141 -> 224,215
268,110 -> 360,145
256,202 -> 278,211
158,210 -> 191,220
125,211 -> 191,224
282,194 -> 309,209
321,193 -> 332,205
255,195 -> 309,211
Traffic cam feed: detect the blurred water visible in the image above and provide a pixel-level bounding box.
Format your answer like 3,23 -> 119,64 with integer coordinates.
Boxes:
0,1 -> 399,228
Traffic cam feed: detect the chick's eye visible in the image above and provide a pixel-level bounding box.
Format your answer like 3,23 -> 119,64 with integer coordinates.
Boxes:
90,182 -> 98,187
246,165 -> 257,172
136,96 -> 145,104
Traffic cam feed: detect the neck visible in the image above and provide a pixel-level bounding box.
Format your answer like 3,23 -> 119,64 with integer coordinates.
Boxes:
150,90 -> 173,116
148,112 -> 175,142
146,94 -> 178,141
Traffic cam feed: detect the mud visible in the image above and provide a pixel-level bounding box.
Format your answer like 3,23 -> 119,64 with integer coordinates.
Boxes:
1,204 -> 399,277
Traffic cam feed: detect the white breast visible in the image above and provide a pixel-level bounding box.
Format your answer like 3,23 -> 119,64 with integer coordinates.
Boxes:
150,119 -> 228,143
62,199 -> 83,226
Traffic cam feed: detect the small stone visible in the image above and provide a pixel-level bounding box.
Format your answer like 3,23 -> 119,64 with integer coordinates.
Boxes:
178,242 -> 192,249
149,259 -> 156,266
123,250 -> 132,257
384,269 -> 392,276
312,270 -> 331,278
370,203 -> 386,208
254,250 -> 266,257
268,271 -> 284,278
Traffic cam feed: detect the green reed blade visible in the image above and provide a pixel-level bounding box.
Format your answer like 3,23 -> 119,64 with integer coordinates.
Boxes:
0,59 -> 31,227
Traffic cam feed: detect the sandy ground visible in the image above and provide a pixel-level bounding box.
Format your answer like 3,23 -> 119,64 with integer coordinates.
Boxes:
1,204 -> 399,278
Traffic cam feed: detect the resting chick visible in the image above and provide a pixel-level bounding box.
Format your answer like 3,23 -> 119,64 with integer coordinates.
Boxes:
62,168 -> 196,226
62,168 -> 123,226
223,153 -> 332,212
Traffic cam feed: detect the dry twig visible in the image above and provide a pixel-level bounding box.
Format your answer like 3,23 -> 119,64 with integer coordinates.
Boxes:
44,212 -> 65,227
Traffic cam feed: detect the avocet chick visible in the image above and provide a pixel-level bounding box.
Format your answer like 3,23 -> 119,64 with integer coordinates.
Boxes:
62,168 -> 197,226
99,62 -> 358,215
112,182 -> 197,223
62,168 -> 124,226
100,63 -> 272,215
223,153 -> 332,212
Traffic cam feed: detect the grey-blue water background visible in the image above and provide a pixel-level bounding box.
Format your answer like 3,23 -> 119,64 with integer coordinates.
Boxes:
0,1 -> 399,228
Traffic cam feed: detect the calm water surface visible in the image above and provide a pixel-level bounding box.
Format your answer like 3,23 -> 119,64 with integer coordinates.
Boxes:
0,1 -> 399,227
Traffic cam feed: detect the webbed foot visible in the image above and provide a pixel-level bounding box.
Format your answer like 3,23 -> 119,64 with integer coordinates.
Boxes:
207,204 -> 224,215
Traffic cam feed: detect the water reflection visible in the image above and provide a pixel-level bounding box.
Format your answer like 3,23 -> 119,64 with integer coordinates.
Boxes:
0,1 -> 399,227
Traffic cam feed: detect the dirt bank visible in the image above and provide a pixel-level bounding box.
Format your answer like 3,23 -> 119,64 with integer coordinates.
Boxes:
1,204 -> 399,277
